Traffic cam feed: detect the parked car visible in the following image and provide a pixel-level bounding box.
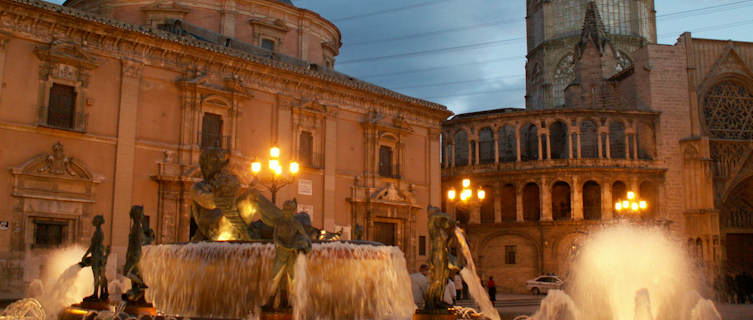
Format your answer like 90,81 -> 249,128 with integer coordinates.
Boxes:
526,275 -> 564,295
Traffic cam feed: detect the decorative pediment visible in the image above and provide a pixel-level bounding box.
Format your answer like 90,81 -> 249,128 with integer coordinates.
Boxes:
141,0 -> 190,14
11,142 -> 98,181
293,100 -> 332,118
249,18 -> 290,33
177,66 -> 251,98
392,113 -> 413,132
371,183 -> 416,205
701,44 -> 753,85
34,40 -> 98,71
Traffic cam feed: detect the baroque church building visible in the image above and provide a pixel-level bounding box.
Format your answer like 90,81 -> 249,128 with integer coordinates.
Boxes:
0,0 -> 451,297
443,1 -> 753,293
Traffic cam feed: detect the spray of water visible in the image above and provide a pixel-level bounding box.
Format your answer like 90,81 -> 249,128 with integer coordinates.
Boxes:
141,241 -> 415,320
454,227 -> 501,320
520,223 -> 721,320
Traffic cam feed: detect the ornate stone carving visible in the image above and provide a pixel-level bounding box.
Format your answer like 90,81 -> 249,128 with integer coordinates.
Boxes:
122,59 -> 143,79
703,81 -> 753,140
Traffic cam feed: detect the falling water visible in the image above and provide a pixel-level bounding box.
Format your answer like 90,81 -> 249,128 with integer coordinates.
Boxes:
454,227 -> 501,320
141,241 -> 415,320
518,223 -> 721,320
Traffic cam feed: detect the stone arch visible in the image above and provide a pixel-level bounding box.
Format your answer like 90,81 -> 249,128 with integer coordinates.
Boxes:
639,181 -> 658,218
609,120 -> 626,159
701,78 -> 753,140
718,172 -> 753,273
454,129 -> 469,166
480,184 -> 495,224
501,184 -> 517,222
523,182 -> 541,221
549,120 -> 569,159
520,123 -> 539,161
498,125 -> 518,162
554,52 -> 576,107
637,120 -> 656,160
478,127 -> 495,164
611,180 -> 627,217
478,231 -> 541,293
583,180 -> 601,220
552,181 -> 571,220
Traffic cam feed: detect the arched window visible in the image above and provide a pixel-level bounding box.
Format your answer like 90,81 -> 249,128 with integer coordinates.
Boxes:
637,121 -> 656,160
523,183 -> 540,221
479,128 -> 495,164
520,123 -> 539,161
480,185 -> 495,224
552,181 -> 571,220
580,120 -> 599,158
550,121 -> 569,159
498,125 -> 517,162
554,53 -> 575,107
454,130 -> 469,166
501,184 -> 517,222
703,80 -> 753,139
609,121 -> 626,159
639,181 -> 658,218
583,181 -> 601,220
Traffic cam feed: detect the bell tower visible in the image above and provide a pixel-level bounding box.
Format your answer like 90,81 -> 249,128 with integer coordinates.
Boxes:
525,0 -> 656,109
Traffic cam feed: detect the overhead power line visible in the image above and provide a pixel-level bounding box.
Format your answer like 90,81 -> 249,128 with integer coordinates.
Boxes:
419,87 -> 525,101
392,74 -> 524,91
338,37 -> 523,65
332,0 -> 454,23
347,17 -> 522,46
357,56 -> 525,79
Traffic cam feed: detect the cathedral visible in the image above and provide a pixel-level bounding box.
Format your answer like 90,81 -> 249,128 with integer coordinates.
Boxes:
442,0 -> 753,293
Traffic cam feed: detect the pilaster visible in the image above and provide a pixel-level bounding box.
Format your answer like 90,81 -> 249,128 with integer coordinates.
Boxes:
111,59 -> 143,258
541,178 -> 552,221
516,184 -> 524,222
0,33 -> 9,106
572,176 -> 583,220
323,115 -> 337,231
494,183 -> 502,223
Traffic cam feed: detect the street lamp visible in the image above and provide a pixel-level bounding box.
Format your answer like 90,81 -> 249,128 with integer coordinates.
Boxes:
614,191 -> 648,218
447,178 -> 486,203
251,146 -> 299,203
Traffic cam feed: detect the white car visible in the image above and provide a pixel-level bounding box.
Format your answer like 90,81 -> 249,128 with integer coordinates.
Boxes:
526,275 -> 564,295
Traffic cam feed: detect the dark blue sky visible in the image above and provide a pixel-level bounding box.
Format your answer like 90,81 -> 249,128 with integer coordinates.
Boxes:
47,0 -> 753,114
295,0 -> 753,114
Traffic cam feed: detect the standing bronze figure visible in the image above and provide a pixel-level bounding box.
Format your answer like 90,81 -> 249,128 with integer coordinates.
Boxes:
79,215 -> 110,302
123,205 -> 154,303
425,206 -> 456,311
266,199 -> 312,310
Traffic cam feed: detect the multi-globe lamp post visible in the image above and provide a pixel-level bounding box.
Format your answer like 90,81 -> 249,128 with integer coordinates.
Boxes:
614,191 -> 648,219
446,178 -> 485,203
251,146 -> 299,203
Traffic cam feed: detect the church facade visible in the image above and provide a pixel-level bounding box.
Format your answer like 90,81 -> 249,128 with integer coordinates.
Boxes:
0,0 -> 451,297
443,1 -> 753,293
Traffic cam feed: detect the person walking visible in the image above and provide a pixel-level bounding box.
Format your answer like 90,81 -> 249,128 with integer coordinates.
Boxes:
487,276 -> 496,302
410,264 -> 430,309
453,271 -> 463,301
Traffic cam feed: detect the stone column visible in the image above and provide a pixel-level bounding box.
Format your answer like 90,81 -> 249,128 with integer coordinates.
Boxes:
494,132 -> 500,164
323,114 -> 338,231
576,131 -> 582,159
111,59 -> 142,257
516,129 -> 522,162
219,1 -> 237,37
597,131 -> 604,159
602,182 -> 613,220
546,133 -> 552,160
494,183 -> 502,223
572,176 -> 583,220
516,184 -> 524,222
541,178 -> 552,221
450,143 -> 455,168
474,140 -> 480,165
605,132 -> 611,159
429,129 -> 441,207
537,134 -> 543,160
632,134 -> 639,160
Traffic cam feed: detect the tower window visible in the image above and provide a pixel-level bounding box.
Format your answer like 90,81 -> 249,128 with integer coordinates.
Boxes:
201,113 -> 223,150
299,131 -> 314,167
261,38 -> 275,51
47,83 -> 76,129
378,145 -> 394,177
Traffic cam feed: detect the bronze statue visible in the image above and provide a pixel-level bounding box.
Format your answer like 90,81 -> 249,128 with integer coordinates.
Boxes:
425,206 -> 456,311
79,215 -> 110,302
123,205 -> 154,303
266,199 -> 312,309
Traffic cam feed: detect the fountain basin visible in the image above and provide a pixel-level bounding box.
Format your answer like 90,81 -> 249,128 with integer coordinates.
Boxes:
140,241 -> 415,320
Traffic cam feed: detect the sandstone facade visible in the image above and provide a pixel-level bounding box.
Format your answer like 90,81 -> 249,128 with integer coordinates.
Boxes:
0,0 -> 451,297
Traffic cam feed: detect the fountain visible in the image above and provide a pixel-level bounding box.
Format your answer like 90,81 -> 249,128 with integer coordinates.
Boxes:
518,223 -> 722,320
